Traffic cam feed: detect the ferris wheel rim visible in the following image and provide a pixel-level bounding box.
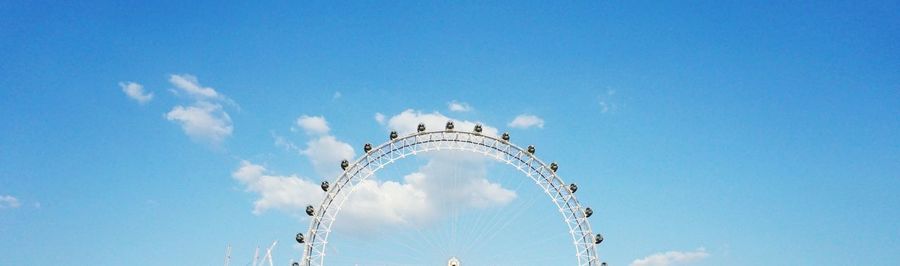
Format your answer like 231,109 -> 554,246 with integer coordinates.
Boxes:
301,129 -> 602,266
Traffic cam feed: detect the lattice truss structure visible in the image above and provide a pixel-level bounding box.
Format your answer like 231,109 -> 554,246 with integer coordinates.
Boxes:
301,129 -> 602,266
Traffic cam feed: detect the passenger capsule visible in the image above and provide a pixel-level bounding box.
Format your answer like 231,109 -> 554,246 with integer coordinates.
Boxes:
601,263 -> 607,266
320,181 -> 330,192
527,145 -> 536,154
584,207 -> 593,218
446,121 -> 455,130
364,143 -> 373,153
295,233 -> 305,244
550,162 -> 559,172
594,233 -> 604,244
501,132 -> 510,141
389,131 -> 398,140
474,124 -> 483,133
417,123 -> 426,132
293,263 -> 300,266
340,160 -> 350,170
305,205 -> 315,216
569,183 -> 578,193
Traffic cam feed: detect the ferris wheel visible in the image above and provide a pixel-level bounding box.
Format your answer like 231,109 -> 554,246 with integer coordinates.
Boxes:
293,121 -> 606,266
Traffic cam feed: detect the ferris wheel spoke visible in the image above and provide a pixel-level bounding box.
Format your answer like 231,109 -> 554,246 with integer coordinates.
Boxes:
463,185 -> 542,256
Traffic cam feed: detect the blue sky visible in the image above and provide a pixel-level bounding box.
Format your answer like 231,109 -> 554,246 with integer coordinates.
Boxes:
1,1 -> 899,265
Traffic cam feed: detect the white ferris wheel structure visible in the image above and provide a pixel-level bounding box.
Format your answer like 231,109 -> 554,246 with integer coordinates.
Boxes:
294,121 -> 607,266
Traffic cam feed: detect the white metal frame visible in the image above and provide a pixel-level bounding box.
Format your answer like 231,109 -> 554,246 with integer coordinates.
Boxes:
302,130 -> 601,266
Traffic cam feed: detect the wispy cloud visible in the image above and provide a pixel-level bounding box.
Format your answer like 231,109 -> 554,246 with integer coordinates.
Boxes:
119,81 -> 153,104
631,248 -> 710,266
273,133 -> 300,152
164,74 -> 235,145
169,74 -> 219,99
508,114 -> 544,129
374,112 -> 386,125
448,100 -> 472,112
0,195 -> 21,209
598,88 -> 619,114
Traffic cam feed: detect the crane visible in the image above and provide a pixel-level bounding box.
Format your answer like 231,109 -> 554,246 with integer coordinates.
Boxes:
258,241 -> 277,266
223,245 -> 231,266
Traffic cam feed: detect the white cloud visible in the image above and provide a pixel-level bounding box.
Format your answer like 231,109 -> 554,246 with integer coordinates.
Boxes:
341,178 -> 430,228
448,100 -> 472,112
284,115 -> 354,178
631,248 -> 710,266
374,112 -> 386,125
234,152 -> 516,231
232,161 -> 429,230
333,91 -> 342,100
386,109 -> 498,136
232,161 -> 323,215
119,81 -> 153,104
404,152 -> 516,209
330,156 -> 518,231
164,74 -> 236,144
507,114 -> 544,129
302,135 -> 355,179
342,151 -> 516,229
296,115 -> 330,135
165,101 -> 233,144
0,195 -> 21,209
169,74 -> 219,99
